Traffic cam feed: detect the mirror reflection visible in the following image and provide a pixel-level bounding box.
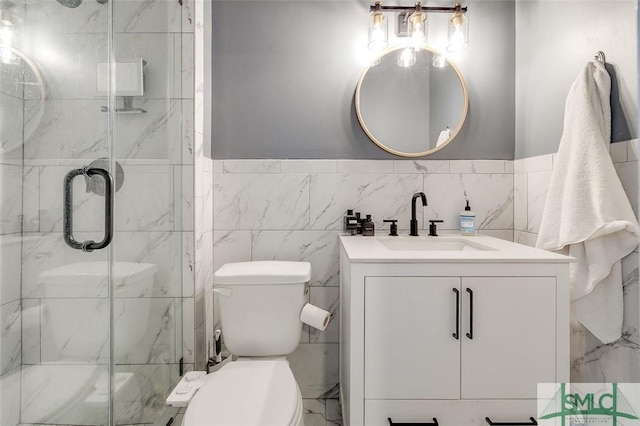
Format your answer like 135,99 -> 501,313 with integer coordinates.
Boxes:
355,46 -> 468,157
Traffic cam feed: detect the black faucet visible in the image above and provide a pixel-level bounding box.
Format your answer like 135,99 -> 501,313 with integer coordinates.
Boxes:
410,192 -> 428,236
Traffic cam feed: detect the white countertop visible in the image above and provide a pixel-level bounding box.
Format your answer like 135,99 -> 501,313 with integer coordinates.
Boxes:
339,234 -> 574,263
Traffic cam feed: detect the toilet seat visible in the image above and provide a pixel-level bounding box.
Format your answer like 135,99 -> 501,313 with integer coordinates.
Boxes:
183,360 -> 302,426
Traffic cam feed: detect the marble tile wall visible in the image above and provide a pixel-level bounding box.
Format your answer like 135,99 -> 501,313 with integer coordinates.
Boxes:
211,158 -> 514,408
513,139 -> 640,383
0,1 -> 197,425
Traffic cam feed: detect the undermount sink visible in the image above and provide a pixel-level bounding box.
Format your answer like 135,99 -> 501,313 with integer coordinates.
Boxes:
377,236 -> 495,251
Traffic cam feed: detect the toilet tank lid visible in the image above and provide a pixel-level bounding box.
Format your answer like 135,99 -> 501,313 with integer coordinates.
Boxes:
214,261 -> 311,285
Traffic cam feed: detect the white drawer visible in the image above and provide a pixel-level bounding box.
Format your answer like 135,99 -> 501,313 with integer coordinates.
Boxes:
364,399 -> 538,426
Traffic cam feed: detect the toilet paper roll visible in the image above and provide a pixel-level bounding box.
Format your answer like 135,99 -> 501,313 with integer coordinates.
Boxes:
300,303 -> 331,331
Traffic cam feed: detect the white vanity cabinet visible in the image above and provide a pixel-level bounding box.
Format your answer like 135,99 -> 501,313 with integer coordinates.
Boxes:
339,235 -> 571,426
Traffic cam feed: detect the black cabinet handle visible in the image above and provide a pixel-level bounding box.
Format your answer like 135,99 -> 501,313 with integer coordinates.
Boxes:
465,288 -> 473,339
485,417 -> 537,425
452,288 -> 459,340
388,418 -> 438,426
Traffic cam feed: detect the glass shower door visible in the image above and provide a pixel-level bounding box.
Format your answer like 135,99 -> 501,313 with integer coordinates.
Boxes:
1,0 -> 113,425
0,0 -> 187,425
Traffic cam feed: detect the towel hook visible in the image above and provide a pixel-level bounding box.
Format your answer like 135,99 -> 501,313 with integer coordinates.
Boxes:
595,51 -> 606,64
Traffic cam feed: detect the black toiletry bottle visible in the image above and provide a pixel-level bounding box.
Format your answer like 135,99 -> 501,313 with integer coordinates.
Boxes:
355,212 -> 363,234
363,215 -> 375,236
343,209 -> 358,235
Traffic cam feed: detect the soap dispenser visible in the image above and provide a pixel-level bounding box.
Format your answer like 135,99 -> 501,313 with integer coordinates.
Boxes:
460,200 -> 476,236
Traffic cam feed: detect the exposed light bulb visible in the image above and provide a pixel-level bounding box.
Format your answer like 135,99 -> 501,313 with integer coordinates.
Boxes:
447,7 -> 468,52
368,4 -> 388,51
0,23 -> 13,64
397,47 -> 416,68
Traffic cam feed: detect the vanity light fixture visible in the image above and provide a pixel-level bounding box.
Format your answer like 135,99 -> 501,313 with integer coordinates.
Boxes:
368,1 -> 468,52
368,1 -> 388,51
447,3 -> 468,52
0,9 -> 14,64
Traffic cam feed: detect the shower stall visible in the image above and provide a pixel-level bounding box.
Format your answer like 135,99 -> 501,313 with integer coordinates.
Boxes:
0,0 -> 196,424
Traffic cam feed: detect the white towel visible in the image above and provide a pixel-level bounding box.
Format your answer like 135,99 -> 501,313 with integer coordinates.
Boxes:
536,60 -> 640,344
436,127 -> 450,147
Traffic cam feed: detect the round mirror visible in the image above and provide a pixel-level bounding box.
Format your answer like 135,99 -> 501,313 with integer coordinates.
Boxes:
355,45 -> 468,157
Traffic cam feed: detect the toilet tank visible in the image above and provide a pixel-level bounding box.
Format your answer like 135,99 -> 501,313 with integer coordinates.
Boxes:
213,261 -> 311,357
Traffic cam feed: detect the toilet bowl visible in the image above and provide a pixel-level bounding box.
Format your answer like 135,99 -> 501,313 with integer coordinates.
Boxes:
182,261 -> 311,426
183,359 -> 303,426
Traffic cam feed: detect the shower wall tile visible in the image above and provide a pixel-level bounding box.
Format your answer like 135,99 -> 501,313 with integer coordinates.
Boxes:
213,174 -> 309,230
172,99 -> 194,165
0,366 -> 20,426
180,33 -> 195,99
423,173 -> 514,230
0,300 -> 21,376
22,166 -> 40,232
0,94 -> 24,163
182,232 -> 195,298
114,99 -> 180,161
182,297 -> 195,364
24,100 -> 108,160
21,231 -> 182,299
114,363 -> 181,425
0,235 -> 22,305
21,299 -> 42,365
251,231 -> 340,287
23,33 -> 109,100
115,0 -> 182,33
181,0 -> 195,32
114,297 -> 176,364
0,164 -> 23,235
0,60 -> 27,99
25,0 -> 108,34
175,165 -> 194,231
309,174 -> 423,231
21,364 -> 109,425
40,298 -> 109,363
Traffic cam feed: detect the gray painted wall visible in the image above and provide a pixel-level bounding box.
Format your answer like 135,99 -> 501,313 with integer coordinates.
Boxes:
211,0 -> 516,159
515,0 -> 638,159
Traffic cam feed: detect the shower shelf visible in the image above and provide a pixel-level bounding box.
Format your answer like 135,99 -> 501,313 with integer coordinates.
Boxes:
101,96 -> 147,114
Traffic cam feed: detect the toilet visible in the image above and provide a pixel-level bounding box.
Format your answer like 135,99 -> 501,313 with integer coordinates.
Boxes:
183,260 -> 311,426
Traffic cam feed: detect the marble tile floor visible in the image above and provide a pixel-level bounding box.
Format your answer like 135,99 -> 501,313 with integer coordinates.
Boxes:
18,398 -> 344,426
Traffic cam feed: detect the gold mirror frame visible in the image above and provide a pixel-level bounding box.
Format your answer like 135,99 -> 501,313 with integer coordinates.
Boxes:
355,45 -> 469,158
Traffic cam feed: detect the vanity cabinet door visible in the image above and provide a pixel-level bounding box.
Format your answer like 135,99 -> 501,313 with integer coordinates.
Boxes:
364,276 -> 461,399
460,277 -> 556,399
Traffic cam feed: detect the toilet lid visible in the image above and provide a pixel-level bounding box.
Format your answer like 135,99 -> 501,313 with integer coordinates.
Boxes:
183,360 -> 299,426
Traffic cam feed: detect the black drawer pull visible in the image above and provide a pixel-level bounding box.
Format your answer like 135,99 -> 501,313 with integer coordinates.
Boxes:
388,417 -> 438,426
485,417 -> 537,425
452,288 -> 460,340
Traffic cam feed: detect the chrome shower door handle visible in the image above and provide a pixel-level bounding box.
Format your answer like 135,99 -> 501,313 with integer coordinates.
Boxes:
63,167 -> 114,252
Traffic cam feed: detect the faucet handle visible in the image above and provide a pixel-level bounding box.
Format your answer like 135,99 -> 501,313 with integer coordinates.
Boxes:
428,219 -> 444,236
383,219 -> 398,236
